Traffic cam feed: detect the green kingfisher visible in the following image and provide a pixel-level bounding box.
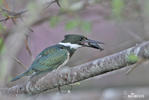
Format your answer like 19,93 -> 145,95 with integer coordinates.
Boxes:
11,34 -> 104,82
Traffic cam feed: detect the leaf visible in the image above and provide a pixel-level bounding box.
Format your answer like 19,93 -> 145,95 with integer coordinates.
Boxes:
112,0 -> 124,19
65,20 -> 80,30
49,16 -> 60,27
71,82 -> 80,86
127,53 -> 138,64
80,21 -> 92,33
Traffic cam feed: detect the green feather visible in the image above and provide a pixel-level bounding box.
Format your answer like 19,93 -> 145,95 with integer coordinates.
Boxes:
11,45 -> 69,82
31,46 -> 68,71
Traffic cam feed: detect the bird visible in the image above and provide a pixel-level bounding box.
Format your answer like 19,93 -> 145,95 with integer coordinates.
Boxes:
11,34 -> 104,82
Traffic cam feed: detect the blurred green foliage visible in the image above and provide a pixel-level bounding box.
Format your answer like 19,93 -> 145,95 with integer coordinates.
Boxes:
0,0 -> 2,6
0,8 -> 10,18
0,38 -> 3,45
65,19 -> 80,30
80,21 -> 92,33
27,2 -> 37,13
49,16 -> 60,27
49,17 -> 92,32
112,0 -> 124,19
27,2 -> 42,20
0,23 -> 6,31
0,38 -> 5,54
0,9 -> 6,17
65,19 -> 91,32
48,0 -> 126,32
0,24 -> 6,54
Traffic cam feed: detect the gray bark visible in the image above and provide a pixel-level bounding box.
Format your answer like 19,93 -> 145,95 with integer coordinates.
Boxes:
1,41 -> 149,95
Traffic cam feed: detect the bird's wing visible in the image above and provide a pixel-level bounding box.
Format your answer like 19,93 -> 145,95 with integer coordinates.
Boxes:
31,47 -> 69,72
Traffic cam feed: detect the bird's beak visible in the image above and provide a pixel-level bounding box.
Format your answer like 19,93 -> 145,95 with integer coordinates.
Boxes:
82,39 -> 104,51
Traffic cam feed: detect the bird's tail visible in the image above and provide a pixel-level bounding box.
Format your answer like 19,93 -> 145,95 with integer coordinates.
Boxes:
10,70 -> 30,82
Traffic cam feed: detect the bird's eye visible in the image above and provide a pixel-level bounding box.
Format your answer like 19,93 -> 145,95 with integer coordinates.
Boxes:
80,37 -> 84,41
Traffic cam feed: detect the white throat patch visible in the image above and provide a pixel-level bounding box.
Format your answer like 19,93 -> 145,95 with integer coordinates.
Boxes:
59,42 -> 82,49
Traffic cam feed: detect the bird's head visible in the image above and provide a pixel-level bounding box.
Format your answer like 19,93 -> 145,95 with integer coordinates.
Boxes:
59,34 -> 104,50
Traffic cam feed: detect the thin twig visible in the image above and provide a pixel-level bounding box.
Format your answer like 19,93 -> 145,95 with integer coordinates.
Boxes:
13,57 -> 27,70
46,0 -> 61,8
0,7 -> 27,23
0,17 -> 9,22
25,34 -> 34,62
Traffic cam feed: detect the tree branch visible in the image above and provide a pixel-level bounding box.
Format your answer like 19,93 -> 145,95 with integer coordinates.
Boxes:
1,41 -> 149,95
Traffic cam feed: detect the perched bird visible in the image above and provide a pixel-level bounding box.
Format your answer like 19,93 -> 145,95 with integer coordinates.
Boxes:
11,34 -> 104,82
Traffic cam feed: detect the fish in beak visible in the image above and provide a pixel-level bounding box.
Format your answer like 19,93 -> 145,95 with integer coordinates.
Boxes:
81,39 -> 104,51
